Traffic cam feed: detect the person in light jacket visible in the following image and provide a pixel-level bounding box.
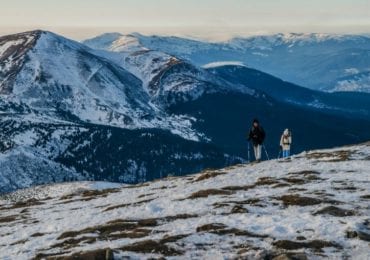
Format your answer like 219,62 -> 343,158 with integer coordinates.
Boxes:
280,129 -> 292,158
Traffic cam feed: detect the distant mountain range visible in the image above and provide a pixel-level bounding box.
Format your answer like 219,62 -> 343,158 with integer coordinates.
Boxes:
0,30 -> 370,193
84,32 -> 370,92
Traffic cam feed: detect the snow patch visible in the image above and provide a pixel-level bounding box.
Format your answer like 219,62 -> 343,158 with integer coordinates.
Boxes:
1,143 -> 370,258
202,61 -> 246,69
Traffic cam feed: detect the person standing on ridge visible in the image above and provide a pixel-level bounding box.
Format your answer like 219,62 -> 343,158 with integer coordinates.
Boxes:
248,119 -> 266,162
280,128 -> 292,158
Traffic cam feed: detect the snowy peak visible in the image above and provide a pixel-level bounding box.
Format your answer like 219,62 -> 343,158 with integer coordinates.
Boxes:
0,30 -> 41,94
1,142 -> 370,259
109,34 -> 145,52
82,32 -> 123,50
85,32 -> 370,54
84,33 -> 243,104
0,30 -> 205,141
228,33 -> 370,50
83,32 -> 214,56
8,30 -> 150,119
84,32 -> 145,52
0,30 -> 40,58
94,32 -> 369,92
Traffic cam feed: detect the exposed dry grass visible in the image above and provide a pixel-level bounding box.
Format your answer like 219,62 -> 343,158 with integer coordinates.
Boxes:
269,252 -> 309,260
281,177 -> 306,185
277,194 -> 339,207
80,188 -> 120,198
137,192 -> 155,198
0,215 -> 17,223
196,223 -> 266,238
288,170 -> 321,176
214,198 -> 263,209
313,206 -> 356,217
7,198 -> 44,209
43,248 -> 114,260
221,177 -> 283,193
119,235 -> 187,256
306,150 -> 352,162
186,189 -> 233,199
230,205 -> 248,214
255,177 -> 281,186
30,232 -> 46,237
52,213 -> 197,252
273,239 -> 342,252
58,220 -> 140,240
193,170 -> 228,182
332,186 -> 358,191
33,252 -> 68,260
57,189 -> 121,204
103,198 -> 154,212
221,184 -> 255,192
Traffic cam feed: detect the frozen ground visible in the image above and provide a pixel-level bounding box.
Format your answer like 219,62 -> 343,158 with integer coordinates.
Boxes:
0,143 -> 369,259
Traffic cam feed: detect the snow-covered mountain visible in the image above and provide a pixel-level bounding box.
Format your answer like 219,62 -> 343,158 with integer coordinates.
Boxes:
84,33 -> 144,52
228,33 -> 370,51
331,71 -> 370,93
1,30 -> 370,194
84,33 -> 248,105
0,30 -> 203,138
0,30 -> 244,193
1,142 -> 370,259
83,33 -> 370,158
86,32 -> 370,92
206,64 -> 370,120
83,33 -> 370,117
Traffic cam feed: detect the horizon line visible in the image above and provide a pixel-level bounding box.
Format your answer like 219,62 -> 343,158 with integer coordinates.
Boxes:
1,26 -> 370,42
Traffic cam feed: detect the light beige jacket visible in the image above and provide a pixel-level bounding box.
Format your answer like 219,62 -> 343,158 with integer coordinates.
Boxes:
280,134 -> 292,150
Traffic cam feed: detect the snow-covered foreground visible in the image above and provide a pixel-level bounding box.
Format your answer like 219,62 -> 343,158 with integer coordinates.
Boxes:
0,143 -> 370,259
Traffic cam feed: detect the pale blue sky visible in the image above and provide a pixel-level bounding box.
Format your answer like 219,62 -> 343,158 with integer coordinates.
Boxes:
1,0 -> 369,40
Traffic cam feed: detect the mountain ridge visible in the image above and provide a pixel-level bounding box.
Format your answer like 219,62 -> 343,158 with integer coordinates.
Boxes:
84,32 -> 370,92
1,30 -> 370,194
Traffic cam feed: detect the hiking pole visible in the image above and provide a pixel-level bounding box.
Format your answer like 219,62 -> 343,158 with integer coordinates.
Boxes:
277,150 -> 281,160
263,144 -> 270,160
247,141 -> 251,163
277,146 -> 283,159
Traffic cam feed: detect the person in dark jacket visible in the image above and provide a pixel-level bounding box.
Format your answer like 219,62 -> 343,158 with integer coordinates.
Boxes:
248,119 -> 266,162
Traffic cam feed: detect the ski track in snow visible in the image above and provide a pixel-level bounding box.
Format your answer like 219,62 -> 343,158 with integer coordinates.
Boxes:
0,143 -> 370,259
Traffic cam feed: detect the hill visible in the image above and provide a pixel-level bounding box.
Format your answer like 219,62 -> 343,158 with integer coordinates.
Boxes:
0,142 -> 369,259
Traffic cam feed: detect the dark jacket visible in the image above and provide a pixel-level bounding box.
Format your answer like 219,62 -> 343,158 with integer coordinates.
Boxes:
248,126 -> 266,146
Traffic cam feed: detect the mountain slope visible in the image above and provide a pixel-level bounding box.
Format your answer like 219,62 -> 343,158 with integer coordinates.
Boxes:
1,30 -> 370,194
168,91 -> 370,162
84,33 -> 370,119
331,71 -> 370,93
1,142 -> 370,259
86,32 -> 370,92
83,35 -> 370,159
206,64 -> 370,119
0,31 -> 244,193
0,31 -> 40,94
84,34 -> 251,106
0,30 -> 202,137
